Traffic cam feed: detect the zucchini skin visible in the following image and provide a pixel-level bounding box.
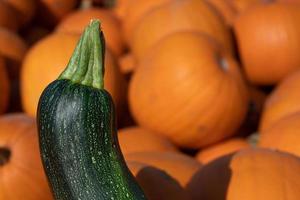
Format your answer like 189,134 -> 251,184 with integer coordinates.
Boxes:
37,79 -> 146,200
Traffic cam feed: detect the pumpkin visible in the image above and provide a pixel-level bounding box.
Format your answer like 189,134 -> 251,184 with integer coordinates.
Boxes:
260,70 -> 300,131
118,127 -> 177,155
195,138 -> 250,164
113,0 -> 131,19
0,1 -> 20,31
4,0 -> 36,24
0,27 -> 27,79
56,8 -> 125,56
121,0 -> 172,44
125,151 -> 202,186
229,0 -> 268,13
260,112 -> 300,157
0,114 -> 52,200
37,0 -> 78,26
207,0 -> 237,25
130,0 -> 233,61
118,52 -> 135,74
128,161 -> 190,200
234,2 -> 300,85
129,31 -> 248,148
187,148 -> 300,200
21,32 -> 126,118
0,57 -> 9,114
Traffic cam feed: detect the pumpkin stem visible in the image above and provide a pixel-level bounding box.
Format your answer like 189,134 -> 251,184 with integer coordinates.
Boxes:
0,147 -> 11,166
59,19 -> 105,90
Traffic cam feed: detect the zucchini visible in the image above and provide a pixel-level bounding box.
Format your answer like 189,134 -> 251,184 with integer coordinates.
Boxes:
37,20 -> 146,200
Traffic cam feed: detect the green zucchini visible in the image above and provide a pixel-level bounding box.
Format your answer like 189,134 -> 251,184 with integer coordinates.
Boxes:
37,20 -> 146,200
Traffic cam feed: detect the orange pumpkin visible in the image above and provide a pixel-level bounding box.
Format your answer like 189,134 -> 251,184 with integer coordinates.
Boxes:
129,31 -> 248,148
196,138 -> 250,164
0,114 -> 52,200
113,0 -> 132,19
130,0 -> 233,61
0,1 -> 20,31
229,0 -> 268,13
260,112 -> 300,157
118,52 -> 135,74
128,161 -> 190,200
0,58 -> 9,114
234,2 -> 300,85
260,70 -> 300,131
56,8 -> 125,56
0,27 -> 27,79
207,0 -> 237,25
121,0 -> 172,43
21,32 -> 126,118
125,151 -> 201,186
36,0 -> 78,26
187,148 -> 300,200
118,127 -> 177,155
4,0 -> 36,24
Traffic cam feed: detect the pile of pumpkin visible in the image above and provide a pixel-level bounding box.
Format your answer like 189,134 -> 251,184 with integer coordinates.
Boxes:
1,0 -> 300,199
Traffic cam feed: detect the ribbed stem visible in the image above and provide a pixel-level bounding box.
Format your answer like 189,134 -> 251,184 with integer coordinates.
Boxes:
0,147 -> 10,166
59,20 -> 105,89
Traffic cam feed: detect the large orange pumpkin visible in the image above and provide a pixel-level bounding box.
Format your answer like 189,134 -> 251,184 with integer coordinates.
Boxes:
128,161 -> 190,200
121,0 -> 172,43
234,2 -> 300,85
113,0 -> 131,19
118,126 -> 177,155
229,0 -> 268,13
129,31 -> 248,148
260,70 -> 300,131
187,148 -> 300,200
0,114 -> 52,200
196,138 -> 250,164
56,8 -> 125,56
0,58 -> 9,114
125,151 -> 201,186
260,112 -> 300,157
130,0 -> 233,61
21,32 -> 126,118
207,0 -> 237,25
0,1 -> 20,31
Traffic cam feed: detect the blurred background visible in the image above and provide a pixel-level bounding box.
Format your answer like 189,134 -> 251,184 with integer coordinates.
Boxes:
1,0 -> 300,199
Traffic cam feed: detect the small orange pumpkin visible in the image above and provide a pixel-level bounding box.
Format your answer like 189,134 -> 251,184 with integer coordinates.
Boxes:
4,0 -> 36,24
260,70 -> 300,131
128,161 -> 190,200
0,57 -> 9,114
125,151 -> 201,186
56,8 -> 125,56
130,0 -> 233,61
0,114 -> 52,200
260,112 -> 300,157
129,31 -> 248,148
21,32 -> 126,118
118,126 -> 177,155
234,2 -> 300,85
0,1 -> 20,31
187,148 -> 300,200
196,138 -> 250,164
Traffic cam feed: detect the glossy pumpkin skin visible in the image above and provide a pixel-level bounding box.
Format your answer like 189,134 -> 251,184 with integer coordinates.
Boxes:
260,112 -> 300,157
187,148 -> 300,200
125,151 -> 201,186
56,8 -> 125,56
260,70 -> 300,131
129,32 -> 248,148
21,32 -> 126,118
196,138 -> 249,164
37,21 -> 146,200
128,161 -> 190,200
118,127 -> 177,155
0,58 -> 10,114
0,2 -> 20,31
121,0 -> 172,43
131,0 -> 233,61
234,2 -> 300,85
0,114 -> 52,200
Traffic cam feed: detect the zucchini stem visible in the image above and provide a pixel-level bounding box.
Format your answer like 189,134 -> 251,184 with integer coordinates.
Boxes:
59,20 -> 105,89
